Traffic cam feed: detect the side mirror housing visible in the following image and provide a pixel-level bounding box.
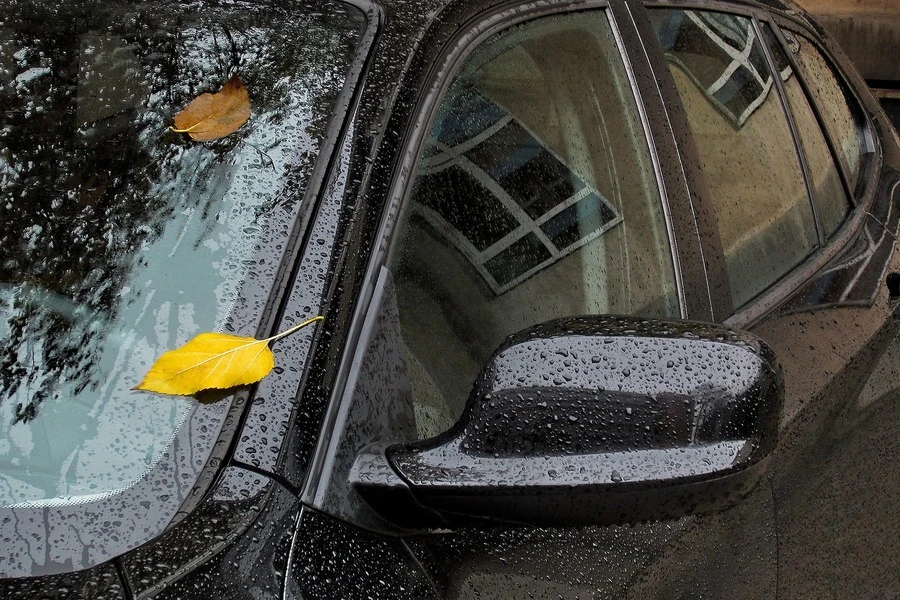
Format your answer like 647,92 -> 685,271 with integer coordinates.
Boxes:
351,316 -> 782,528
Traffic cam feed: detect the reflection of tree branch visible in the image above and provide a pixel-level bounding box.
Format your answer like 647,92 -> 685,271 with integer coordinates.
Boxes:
211,23 -> 241,84
0,1 -> 162,421
2,290 -> 105,424
1,0 -> 363,422
221,24 -> 240,76
239,140 -> 275,170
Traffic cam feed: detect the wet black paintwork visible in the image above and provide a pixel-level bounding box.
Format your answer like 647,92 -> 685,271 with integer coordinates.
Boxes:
286,0 -> 900,597
286,507 -> 436,599
301,268 -> 419,533
131,471 -> 299,599
1,0 -> 899,597
120,466 -> 281,597
0,563 -> 126,600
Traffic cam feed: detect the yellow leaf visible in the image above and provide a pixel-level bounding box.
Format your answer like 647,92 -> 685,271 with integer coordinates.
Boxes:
170,74 -> 251,141
135,316 -> 323,396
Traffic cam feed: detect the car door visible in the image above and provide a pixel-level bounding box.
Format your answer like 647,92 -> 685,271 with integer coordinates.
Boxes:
632,2 -> 900,597
288,0 -> 784,598
736,18 -> 900,600
286,1 -> 899,599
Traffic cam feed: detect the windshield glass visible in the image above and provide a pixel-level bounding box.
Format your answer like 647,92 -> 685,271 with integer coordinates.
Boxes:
0,0 -> 363,506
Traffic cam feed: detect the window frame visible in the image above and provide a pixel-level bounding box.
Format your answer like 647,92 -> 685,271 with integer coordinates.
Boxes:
755,17 -> 827,248
769,21 -> 877,206
643,0 -> 881,327
301,0 -> 716,524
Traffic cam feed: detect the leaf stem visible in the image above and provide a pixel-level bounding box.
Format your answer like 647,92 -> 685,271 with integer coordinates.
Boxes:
169,123 -> 204,134
266,315 -> 324,344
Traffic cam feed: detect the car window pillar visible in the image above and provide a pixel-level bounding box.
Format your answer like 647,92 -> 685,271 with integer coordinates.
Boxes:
623,0 -> 730,319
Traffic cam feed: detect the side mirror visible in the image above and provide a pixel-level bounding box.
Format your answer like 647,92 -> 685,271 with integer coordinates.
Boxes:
350,316 -> 782,528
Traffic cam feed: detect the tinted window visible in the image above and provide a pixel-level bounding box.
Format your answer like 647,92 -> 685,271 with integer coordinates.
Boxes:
398,11 -> 678,438
785,29 -> 869,193
762,24 -> 849,237
651,9 -> 817,309
0,1 -> 363,506
311,10 -> 679,526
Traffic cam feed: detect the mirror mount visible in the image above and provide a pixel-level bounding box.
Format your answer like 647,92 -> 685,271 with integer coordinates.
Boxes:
351,316 -> 782,529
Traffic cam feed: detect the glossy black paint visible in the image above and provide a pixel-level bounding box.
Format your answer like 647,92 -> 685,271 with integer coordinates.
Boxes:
119,466 -> 295,598
130,472 -> 298,599
351,316 -> 781,527
291,0 -> 900,597
1,0 -> 898,596
286,507 -> 437,599
0,563 -> 126,600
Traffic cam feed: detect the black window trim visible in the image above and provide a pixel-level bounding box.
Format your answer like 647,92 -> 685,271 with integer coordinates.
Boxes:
769,19 -> 878,207
301,0 -> 708,512
612,0 -> 715,320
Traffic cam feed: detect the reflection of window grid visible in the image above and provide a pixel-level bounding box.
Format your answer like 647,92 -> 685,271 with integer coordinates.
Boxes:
413,99 -> 622,295
664,11 -> 790,128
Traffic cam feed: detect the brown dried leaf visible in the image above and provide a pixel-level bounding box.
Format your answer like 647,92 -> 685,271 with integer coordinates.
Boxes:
170,74 -> 251,141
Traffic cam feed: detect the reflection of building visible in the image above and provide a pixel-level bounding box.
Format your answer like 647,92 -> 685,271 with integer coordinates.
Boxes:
412,89 -> 622,294
655,11 -> 792,128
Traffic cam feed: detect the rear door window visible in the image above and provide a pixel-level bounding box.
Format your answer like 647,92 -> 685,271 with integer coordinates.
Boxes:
761,23 -> 850,238
783,28 -> 870,195
650,9 -> 818,309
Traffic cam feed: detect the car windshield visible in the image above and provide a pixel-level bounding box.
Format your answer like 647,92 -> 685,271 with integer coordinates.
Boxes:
0,0 -> 363,506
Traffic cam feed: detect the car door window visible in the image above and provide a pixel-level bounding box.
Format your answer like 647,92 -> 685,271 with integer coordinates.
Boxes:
784,28 -> 869,195
309,8 -> 680,527
393,11 -> 678,439
650,9 -> 818,310
761,23 -> 850,238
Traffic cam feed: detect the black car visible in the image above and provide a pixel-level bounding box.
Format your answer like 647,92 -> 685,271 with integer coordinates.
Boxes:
1,0 -> 898,597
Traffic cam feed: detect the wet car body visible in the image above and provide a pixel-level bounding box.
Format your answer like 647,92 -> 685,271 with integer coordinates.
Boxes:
1,0 -> 899,598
